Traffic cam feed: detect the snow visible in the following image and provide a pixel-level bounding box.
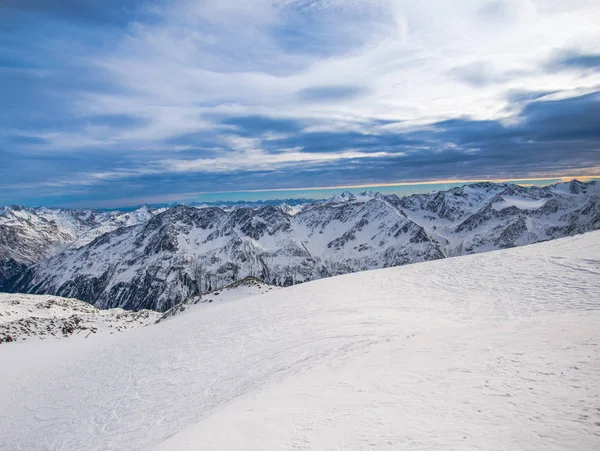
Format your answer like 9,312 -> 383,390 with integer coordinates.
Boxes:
280,203 -> 304,216
0,232 -> 599,450
0,293 -> 160,343
0,293 -> 98,323
158,313 -> 599,451
326,191 -> 357,204
0,205 -> 156,268
550,180 -> 600,196
491,196 -> 548,211
158,277 -> 280,321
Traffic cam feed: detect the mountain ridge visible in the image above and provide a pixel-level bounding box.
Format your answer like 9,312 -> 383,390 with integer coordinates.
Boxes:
3,180 -> 599,311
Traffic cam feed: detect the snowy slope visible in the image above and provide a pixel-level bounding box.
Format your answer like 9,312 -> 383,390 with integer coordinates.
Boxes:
0,293 -> 159,343
157,276 -> 280,322
0,232 -> 599,450
0,278 -> 276,342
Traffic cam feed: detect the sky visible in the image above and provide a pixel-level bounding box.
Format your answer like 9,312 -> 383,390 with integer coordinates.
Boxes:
1,0 -> 599,208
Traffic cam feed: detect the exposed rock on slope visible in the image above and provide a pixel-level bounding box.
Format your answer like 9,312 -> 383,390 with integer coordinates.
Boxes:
0,293 -> 159,343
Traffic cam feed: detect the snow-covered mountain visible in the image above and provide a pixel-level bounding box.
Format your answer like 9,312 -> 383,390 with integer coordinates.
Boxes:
6,180 -> 600,312
1,231 -> 598,450
0,293 -> 159,343
395,179 -> 600,255
10,196 -> 442,311
0,206 -> 74,290
0,205 -> 155,289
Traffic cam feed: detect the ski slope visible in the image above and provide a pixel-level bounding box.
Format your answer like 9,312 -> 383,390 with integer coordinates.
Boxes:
1,231 -> 599,450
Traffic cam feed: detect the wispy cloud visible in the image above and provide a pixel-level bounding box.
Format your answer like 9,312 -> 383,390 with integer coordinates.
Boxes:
162,148 -> 393,173
74,0 -> 600,132
546,50 -> 600,72
1,0 -> 600,206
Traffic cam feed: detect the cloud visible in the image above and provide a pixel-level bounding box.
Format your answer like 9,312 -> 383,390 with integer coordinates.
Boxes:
546,50 -> 600,72
297,85 -> 369,102
505,89 -> 558,105
449,61 -> 519,87
220,116 -> 302,136
476,1 -> 513,20
2,0 -> 600,206
162,148 -> 393,173
518,91 -> 600,141
89,0 -> 600,128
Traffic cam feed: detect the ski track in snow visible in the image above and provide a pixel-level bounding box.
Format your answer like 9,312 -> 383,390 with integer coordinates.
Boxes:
0,232 -> 599,450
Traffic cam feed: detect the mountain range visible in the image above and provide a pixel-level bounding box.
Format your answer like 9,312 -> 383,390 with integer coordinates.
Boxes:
0,205 -> 156,290
2,180 -> 599,312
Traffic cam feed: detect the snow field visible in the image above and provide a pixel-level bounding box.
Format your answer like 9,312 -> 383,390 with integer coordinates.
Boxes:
0,231 -> 599,450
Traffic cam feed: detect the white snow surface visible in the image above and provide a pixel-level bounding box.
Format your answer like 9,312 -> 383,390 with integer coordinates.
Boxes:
490,196 -> 548,211
1,232 -> 599,450
0,293 -> 160,343
158,276 -> 280,322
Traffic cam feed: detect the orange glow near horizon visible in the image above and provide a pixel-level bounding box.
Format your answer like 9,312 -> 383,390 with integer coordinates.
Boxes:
212,173 -> 600,195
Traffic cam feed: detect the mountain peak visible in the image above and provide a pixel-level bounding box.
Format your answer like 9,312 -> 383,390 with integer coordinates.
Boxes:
327,191 -> 357,203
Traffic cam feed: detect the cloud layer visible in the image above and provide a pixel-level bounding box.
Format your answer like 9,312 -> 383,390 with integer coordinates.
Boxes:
1,0 -> 599,206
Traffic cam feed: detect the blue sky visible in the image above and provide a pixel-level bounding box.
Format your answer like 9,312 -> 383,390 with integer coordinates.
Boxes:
1,0 -> 599,207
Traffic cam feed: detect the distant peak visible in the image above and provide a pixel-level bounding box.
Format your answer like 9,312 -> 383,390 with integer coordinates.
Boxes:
569,179 -> 587,193
327,191 -> 357,203
466,181 -> 504,190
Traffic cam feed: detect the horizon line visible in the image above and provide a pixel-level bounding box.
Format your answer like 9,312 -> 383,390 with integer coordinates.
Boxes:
9,173 -> 600,210
201,175 -> 599,195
